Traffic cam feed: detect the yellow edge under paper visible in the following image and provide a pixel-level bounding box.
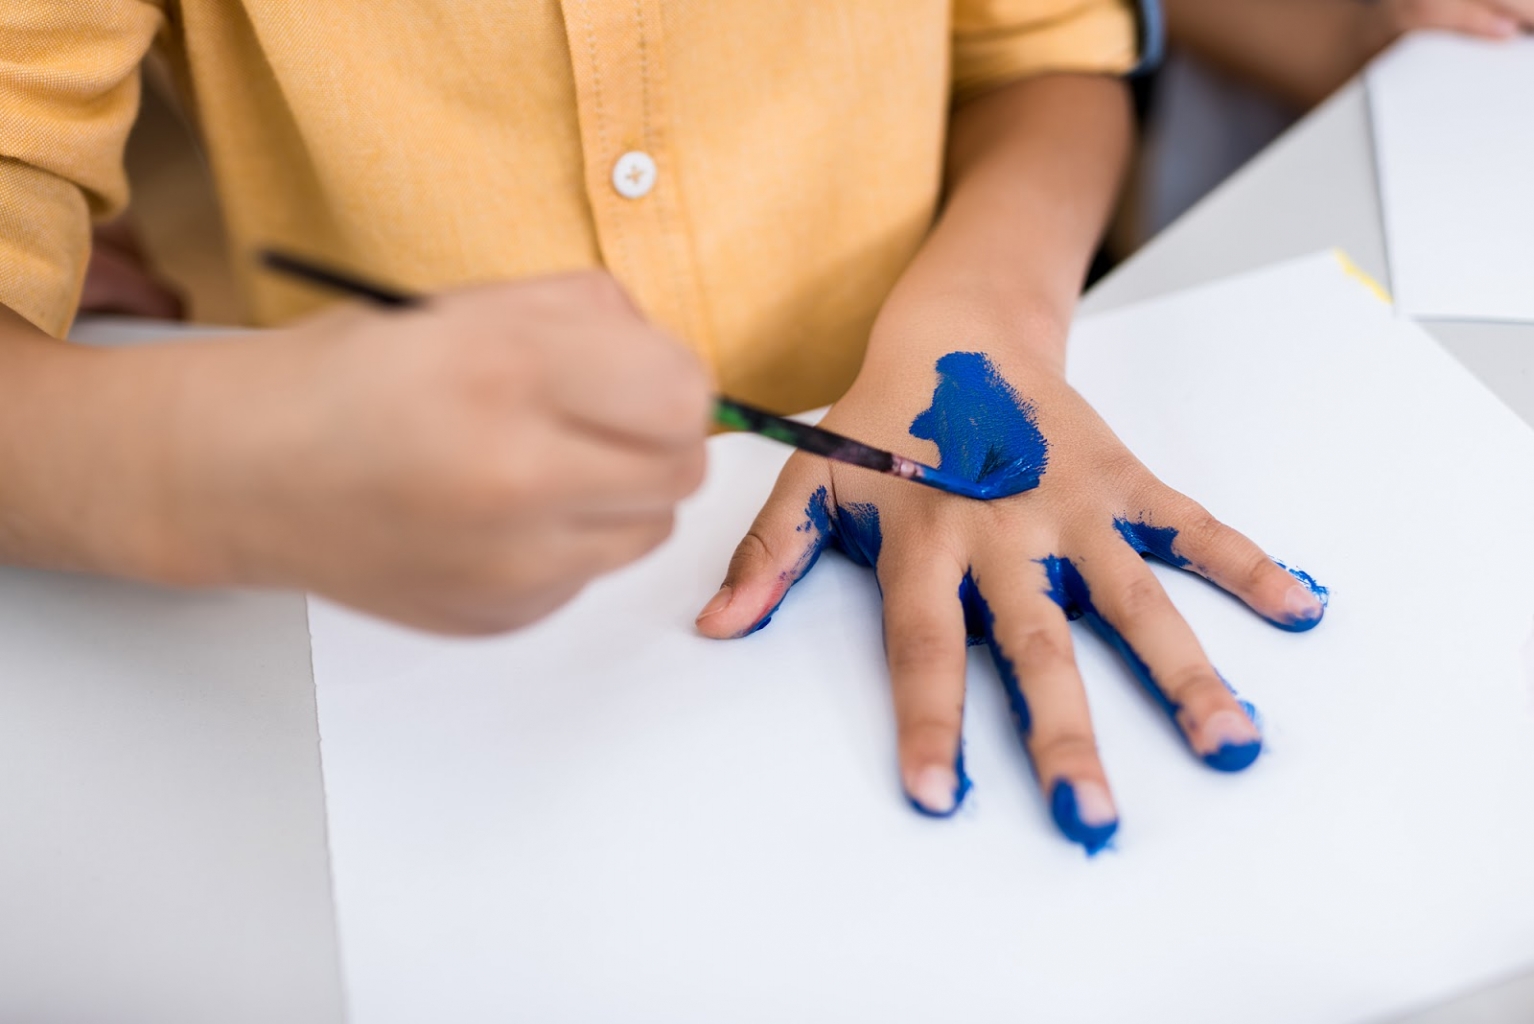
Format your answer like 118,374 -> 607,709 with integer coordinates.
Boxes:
1332,249 -> 1393,305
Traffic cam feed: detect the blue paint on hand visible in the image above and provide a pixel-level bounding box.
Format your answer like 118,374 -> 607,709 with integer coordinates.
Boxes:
736,487 -> 883,636
1050,780 -> 1118,856
1202,741 -> 1262,773
905,747 -> 975,819
1038,554 -> 1263,773
1113,517 -> 1191,567
829,498 -> 884,571
909,352 -> 1049,500
1271,559 -> 1330,632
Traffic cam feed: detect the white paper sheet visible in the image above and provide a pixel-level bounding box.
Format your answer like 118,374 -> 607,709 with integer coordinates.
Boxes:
311,253 -> 1534,1024
1368,32 -> 1534,323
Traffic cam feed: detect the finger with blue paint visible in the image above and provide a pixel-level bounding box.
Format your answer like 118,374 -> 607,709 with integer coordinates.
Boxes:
1114,506 -> 1328,632
695,451 -> 984,820
879,551 -> 973,818
961,565 -> 1120,852
1051,541 -> 1264,772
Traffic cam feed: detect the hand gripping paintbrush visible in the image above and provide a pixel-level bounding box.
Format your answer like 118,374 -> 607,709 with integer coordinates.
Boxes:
256,250 -> 991,499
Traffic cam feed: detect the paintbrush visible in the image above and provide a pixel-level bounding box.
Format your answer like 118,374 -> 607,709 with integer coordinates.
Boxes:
256,249 -> 990,499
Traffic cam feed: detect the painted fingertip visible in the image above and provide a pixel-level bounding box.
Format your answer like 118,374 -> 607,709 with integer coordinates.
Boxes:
1279,584 -> 1324,630
907,766 -> 957,816
1049,780 -> 1118,856
1270,560 -> 1330,632
905,756 -> 973,819
1200,709 -> 1263,772
696,585 -> 733,623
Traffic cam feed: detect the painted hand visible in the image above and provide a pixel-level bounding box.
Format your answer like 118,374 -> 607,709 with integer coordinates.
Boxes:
696,350 -> 1327,854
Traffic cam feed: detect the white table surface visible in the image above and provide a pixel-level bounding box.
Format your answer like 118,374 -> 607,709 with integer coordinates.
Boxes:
3,79 -> 1531,1023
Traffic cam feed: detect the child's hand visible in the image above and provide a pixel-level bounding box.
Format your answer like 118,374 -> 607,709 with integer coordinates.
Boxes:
1369,0 -> 1533,41
95,271 -> 711,633
697,345 -> 1325,851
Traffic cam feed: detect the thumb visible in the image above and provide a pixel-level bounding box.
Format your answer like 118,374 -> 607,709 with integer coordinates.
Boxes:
696,455 -> 835,639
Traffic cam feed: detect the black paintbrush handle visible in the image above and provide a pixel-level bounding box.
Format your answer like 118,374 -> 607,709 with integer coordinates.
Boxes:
713,397 -> 902,474
259,250 -> 418,307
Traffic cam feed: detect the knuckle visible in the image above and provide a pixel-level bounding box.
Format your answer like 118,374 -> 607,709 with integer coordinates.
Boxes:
1158,663 -> 1224,708
1113,572 -> 1171,621
724,530 -> 772,586
1029,729 -> 1099,766
1176,506 -> 1225,552
885,621 -> 954,676
1239,548 -> 1278,594
899,712 -> 963,746
1003,621 -> 1073,670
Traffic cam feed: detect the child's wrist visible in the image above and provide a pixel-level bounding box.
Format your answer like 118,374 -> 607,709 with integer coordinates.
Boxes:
865,292 -> 1069,378
58,344 -> 244,588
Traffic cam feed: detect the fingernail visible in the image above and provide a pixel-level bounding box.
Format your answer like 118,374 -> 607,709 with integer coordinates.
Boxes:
1049,779 -> 1118,856
907,765 -> 959,817
1200,709 -> 1263,773
696,585 -> 732,621
1069,780 -> 1118,826
1493,15 -> 1519,36
1283,583 -> 1324,623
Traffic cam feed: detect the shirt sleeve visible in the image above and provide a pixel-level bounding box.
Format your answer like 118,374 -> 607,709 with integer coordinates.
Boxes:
951,0 -> 1159,103
0,3 -> 162,336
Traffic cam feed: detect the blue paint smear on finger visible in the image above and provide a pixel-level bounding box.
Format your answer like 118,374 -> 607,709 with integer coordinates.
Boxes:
736,487 -> 885,636
1272,559 -> 1331,632
1038,555 -> 1263,774
906,746 -> 975,819
961,573 -> 1119,854
1113,517 -> 1190,567
1050,780 -> 1118,856
909,352 -> 1050,500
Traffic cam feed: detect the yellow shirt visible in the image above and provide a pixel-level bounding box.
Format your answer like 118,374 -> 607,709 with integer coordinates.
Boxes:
1,1 -> 1147,413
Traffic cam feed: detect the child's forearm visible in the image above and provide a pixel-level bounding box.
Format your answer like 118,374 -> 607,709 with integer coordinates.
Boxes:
1164,0 -> 1376,109
0,304 -> 176,578
866,73 -> 1132,374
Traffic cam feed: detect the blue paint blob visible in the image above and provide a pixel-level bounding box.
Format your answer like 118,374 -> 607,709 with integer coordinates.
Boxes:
906,747 -> 974,819
1038,554 -> 1263,773
908,352 -> 1049,500
736,487 -> 883,636
831,500 -> 883,570
1271,559 -> 1331,633
1113,517 -> 1191,568
1049,780 -> 1118,856
1202,741 -> 1262,773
